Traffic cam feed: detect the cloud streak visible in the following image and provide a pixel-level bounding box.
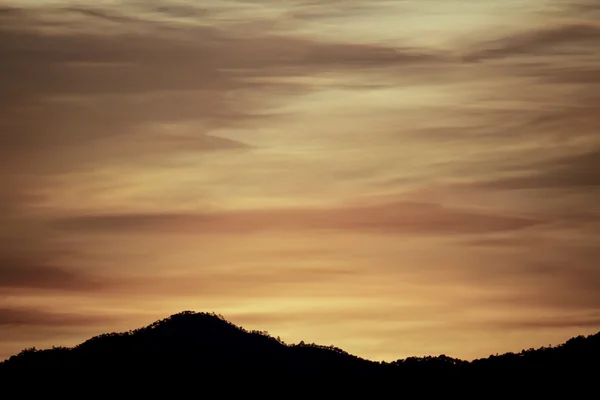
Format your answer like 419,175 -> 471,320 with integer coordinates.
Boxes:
470,149 -> 600,191
0,306 -> 115,327
1,0 -> 600,363
51,200 -> 541,235
465,23 -> 600,61
0,256 -> 106,292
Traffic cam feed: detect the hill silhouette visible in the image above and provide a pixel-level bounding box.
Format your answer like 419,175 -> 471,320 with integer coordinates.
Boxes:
1,311 -> 599,393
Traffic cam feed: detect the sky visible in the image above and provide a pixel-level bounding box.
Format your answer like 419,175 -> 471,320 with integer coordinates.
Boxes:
1,0 -> 599,362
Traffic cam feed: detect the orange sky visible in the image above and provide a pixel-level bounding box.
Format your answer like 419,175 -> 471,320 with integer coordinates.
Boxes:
1,0 -> 600,362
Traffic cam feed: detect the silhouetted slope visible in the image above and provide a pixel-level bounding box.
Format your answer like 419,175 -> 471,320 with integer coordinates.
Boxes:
1,310 -> 599,391
0,312 -> 380,378
470,332 -> 600,373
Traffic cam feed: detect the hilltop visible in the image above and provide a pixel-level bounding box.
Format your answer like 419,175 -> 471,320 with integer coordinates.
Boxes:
1,311 -> 599,392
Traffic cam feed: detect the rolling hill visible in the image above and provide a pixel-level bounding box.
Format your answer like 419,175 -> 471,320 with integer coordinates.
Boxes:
1,311 -> 598,393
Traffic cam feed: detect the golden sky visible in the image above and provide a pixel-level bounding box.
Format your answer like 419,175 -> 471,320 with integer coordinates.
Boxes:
1,0 -> 599,361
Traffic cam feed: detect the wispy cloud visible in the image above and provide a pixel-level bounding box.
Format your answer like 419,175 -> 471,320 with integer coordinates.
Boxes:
0,306 -> 116,327
464,22 -> 600,61
51,200 -> 541,235
0,256 -> 106,292
469,149 -> 600,191
1,0 -> 599,362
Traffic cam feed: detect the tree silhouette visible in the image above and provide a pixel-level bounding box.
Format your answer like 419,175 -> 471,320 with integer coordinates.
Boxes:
1,310 -> 598,394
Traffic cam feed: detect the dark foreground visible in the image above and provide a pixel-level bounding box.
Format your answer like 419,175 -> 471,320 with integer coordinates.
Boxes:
1,311 -> 598,394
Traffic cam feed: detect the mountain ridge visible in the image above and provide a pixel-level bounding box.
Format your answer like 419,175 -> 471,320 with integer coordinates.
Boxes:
1,310 -> 599,392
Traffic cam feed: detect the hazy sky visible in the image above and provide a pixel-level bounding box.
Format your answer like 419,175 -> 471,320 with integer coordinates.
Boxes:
1,0 -> 599,361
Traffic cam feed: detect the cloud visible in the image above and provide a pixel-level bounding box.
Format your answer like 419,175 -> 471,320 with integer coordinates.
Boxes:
446,242 -> 600,312
61,5 -> 144,25
0,4 -> 440,176
463,236 -> 538,248
287,0 -> 379,20
51,200 -> 540,235
0,306 -> 115,327
465,23 -> 600,61
474,149 -> 600,191
110,265 -> 361,300
0,26 -> 255,177
0,4 -> 438,82
1,0 -> 599,363
564,0 -> 600,13
493,314 -> 600,331
0,256 -> 106,292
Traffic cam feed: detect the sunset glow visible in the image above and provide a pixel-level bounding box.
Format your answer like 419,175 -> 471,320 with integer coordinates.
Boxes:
1,0 -> 599,361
